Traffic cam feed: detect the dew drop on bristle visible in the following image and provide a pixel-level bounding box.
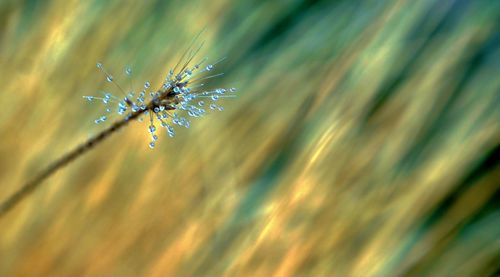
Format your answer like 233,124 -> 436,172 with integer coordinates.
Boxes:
167,127 -> 175,137
106,75 -> 113,82
210,103 -> 224,111
149,141 -> 155,149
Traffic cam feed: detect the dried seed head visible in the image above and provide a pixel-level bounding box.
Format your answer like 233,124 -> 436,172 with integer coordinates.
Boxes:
85,42 -> 236,149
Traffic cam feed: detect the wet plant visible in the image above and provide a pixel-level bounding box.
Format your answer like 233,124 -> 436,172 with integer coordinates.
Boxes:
0,41 -> 236,217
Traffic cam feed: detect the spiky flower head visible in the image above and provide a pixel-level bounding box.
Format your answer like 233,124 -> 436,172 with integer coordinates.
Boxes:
83,52 -> 236,149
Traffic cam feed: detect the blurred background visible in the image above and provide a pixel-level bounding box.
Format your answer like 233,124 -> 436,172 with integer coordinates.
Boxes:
0,0 -> 498,276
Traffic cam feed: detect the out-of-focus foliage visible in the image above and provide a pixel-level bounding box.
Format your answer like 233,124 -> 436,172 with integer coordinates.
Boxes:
0,0 -> 498,276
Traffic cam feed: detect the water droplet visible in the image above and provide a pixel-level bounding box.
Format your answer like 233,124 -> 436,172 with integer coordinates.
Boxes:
144,81 -> 151,89
210,104 -> 224,111
211,95 -> 219,101
149,142 -> 155,149
206,64 -> 214,71
149,125 -> 156,133
125,67 -> 132,76
106,75 -> 113,82
230,88 -> 237,92
198,101 -> 205,106
167,127 -> 175,137
152,135 -> 158,141
96,63 -> 103,69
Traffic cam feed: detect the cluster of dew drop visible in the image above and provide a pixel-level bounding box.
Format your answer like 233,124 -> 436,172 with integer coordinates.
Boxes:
83,57 -> 236,149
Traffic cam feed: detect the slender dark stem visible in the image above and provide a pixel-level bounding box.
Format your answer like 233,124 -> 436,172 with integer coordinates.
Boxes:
0,109 -> 145,218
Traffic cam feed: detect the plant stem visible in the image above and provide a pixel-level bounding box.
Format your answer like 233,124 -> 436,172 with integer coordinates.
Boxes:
0,109 -> 145,218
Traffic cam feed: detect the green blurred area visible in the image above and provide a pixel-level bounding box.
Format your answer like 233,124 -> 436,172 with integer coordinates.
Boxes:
0,0 -> 498,276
